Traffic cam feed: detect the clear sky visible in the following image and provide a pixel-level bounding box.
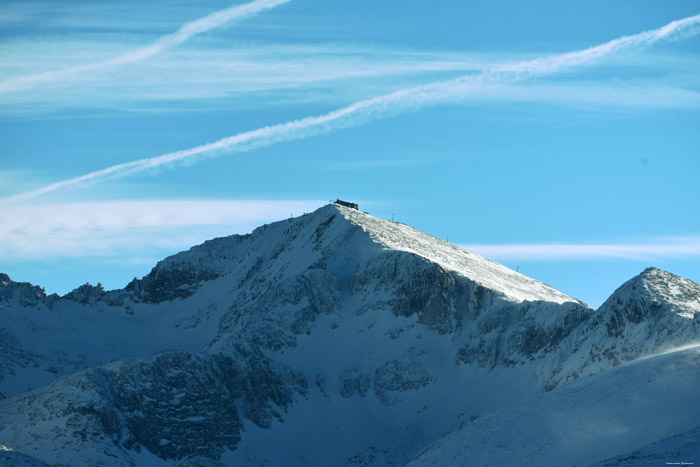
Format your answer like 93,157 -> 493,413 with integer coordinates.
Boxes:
1,0 -> 699,308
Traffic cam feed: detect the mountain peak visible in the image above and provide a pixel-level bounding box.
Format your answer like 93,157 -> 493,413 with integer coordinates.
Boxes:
626,267 -> 700,312
599,267 -> 700,333
637,266 -> 669,281
332,204 -> 580,305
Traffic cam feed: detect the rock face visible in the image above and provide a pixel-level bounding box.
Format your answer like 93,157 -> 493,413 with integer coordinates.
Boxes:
124,235 -> 248,304
1,204 -> 699,466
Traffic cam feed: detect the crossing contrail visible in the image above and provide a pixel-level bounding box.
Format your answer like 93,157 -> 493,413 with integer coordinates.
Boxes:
3,13 -> 699,203
0,0 -> 292,95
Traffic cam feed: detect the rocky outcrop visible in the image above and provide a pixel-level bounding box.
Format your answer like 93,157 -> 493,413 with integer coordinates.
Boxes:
124,236 -> 247,303
0,349 -> 307,464
373,352 -> 434,405
0,273 -> 57,307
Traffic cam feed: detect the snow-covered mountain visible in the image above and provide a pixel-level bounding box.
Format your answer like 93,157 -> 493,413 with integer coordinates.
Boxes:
1,204 -> 699,466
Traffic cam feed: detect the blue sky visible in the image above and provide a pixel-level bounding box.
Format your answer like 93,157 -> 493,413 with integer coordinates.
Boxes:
1,0 -> 699,307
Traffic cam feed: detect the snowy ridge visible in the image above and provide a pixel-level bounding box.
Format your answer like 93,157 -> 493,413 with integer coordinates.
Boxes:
338,206 -> 580,304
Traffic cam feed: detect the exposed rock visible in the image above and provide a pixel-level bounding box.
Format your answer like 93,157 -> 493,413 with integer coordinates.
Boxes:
339,368 -> 371,398
373,355 -> 434,405
0,273 -> 56,307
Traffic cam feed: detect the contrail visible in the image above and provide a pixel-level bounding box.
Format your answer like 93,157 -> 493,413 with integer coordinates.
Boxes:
4,13 -> 700,203
0,0 -> 291,95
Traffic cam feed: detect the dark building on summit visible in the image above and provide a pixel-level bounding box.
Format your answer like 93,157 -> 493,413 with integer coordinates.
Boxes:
334,199 -> 359,210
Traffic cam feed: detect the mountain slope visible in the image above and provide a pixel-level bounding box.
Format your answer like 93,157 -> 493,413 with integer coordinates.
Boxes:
592,425 -> 700,466
407,344 -> 700,467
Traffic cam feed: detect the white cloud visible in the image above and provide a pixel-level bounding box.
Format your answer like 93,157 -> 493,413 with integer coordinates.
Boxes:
0,199 -> 324,258
461,237 -> 700,261
4,13 -> 699,202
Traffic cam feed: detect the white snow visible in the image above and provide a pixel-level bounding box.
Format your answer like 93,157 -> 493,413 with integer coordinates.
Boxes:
338,205 -> 581,304
407,345 -> 700,466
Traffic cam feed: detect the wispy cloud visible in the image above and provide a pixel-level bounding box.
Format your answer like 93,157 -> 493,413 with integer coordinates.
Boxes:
4,39 -> 697,115
461,236 -> 700,261
0,0 -> 291,95
0,199 -> 323,258
0,41 -> 500,114
3,13 -> 700,203
6,199 -> 698,263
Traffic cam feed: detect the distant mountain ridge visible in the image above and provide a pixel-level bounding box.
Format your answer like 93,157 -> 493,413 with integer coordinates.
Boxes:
1,204 -> 699,466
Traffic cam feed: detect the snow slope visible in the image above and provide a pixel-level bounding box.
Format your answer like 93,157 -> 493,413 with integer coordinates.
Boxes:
339,207 -> 580,304
407,344 -> 700,467
0,444 -> 58,466
593,425 -> 700,466
1,204 -> 699,465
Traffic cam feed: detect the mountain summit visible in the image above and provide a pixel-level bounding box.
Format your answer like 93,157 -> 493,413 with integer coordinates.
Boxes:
601,266 -> 700,322
328,205 -> 579,304
1,204 -> 699,466
122,204 -> 578,306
